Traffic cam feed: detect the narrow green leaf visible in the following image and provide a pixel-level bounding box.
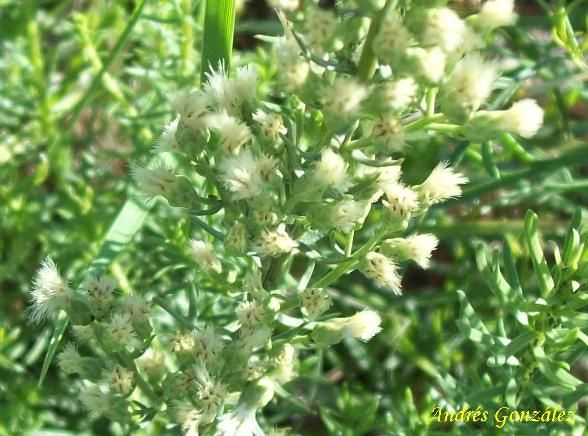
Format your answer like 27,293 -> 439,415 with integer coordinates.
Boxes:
524,210 -> 555,297
39,198 -> 149,385
200,0 -> 236,82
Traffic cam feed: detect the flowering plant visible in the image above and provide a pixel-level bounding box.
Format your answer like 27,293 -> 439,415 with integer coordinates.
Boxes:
19,0 -> 588,434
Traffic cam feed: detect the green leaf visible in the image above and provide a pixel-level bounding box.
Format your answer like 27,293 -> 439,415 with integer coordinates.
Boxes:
524,210 -> 555,297
200,0 -> 236,82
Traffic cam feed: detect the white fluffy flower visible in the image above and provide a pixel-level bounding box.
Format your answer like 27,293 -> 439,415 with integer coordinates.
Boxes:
373,13 -> 412,63
154,117 -> 180,153
175,402 -> 202,436
340,310 -> 383,342
122,294 -> 151,320
189,239 -> 222,273
30,257 -> 73,323
273,344 -> 296,385
103,313 -> 140,350
300,288 -> 331,321
193,363 -> 227,415
132,161 -> 177,200
501,99 -> 544,138
84,275 -> 116,319
79,383 -> 111,416
360,252 -> 402,294
219,149 -> 265,200
254,224 -> 298,257
203,64 -> 236,113
253,110 -> 287,141
236,300 -> 266,330
312,148 -> 351,193
330,200 -> 369,233
382,234 -> 440,269
217,378 -> 274,436
234,65 -> 259,104
137,349 -> 166,380
57,343 -> 85,375
442,54 -> 499,115
383,183 -> 419,219
104,365 -> 135,395
216,405 -> 264,436
304,8 -> 336,53
274,37 -> 309,90
381,77 -> 418,112
406,47 -> 447,84
417,162 -> 468,205
206,111 -> 252,154
323,77 -> 367,119
193,327 -> 224,361
422,7 -> 468,54
171,90 -> 209,131
371,116 -> 404,151
477,0 -> 518,31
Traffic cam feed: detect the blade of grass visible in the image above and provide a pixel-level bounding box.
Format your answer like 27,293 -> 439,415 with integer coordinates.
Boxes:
200,0 -> 236,82
39,198 -> 149,385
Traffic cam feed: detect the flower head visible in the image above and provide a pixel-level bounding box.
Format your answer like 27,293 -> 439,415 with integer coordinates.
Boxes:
311,310 -> 382,346
406,47 -> 447,84
175,402 -> 203,436
323,77 -> 367,120
359,252 -> 402,294
203,63 -> 236,113
383,183 -> 419,220
206,111 -> 252,154
217,378 -> 275,436
253,110 -> 287,141
417,162 -> 468,205
192,363 -> 227,415
441,53 -> 499,117
57,342 -> 85,375
381,234 -> 439,269
189,239 -> 223,273
421,7 -> 468,54
330,200 -> 369,233
380,77 -> 418,113
237,300 -> 266,330
79,383 -> 111,416
154,117 -> 180,153
219,149 -> 266,200
254,224 -> 298,257
300,288 -> 331,321
501,99 -> 544,138
103,313 -> 140,351
234,65 -> 259,104
132,161 -> 177,200
373,13 -> 412,63
171,90 -> 209,132
370,116 -> 404,152
192,327 -> 224,362
476,0 -> 518,31
103,365 -> 135,395
29,257 -> 73,323
340,310 -> 382,341
312,148 -> 351,193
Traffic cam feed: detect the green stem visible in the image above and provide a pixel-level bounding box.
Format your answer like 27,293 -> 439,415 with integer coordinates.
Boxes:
356,0 -> 398,81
